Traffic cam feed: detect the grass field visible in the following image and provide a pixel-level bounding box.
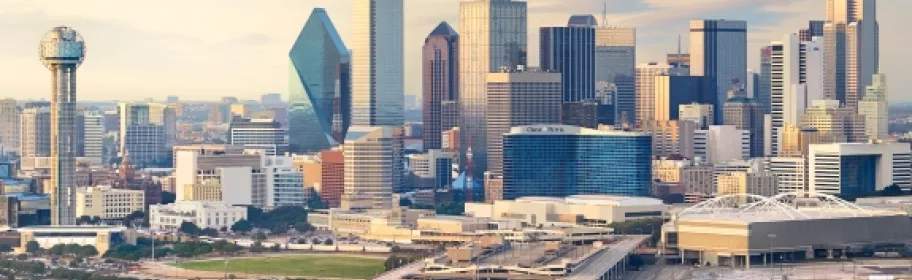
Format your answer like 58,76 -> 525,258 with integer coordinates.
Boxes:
174,255 -> 386,279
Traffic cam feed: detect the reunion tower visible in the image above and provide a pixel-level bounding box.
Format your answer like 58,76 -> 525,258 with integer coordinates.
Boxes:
40,26 -> 85,225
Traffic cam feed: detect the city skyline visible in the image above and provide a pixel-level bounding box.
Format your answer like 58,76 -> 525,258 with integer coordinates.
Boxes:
0,0 -> 908,102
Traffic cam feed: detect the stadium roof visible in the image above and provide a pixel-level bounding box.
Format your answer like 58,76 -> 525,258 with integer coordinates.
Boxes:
676,192 -> 906,223
516,195 -> 663,207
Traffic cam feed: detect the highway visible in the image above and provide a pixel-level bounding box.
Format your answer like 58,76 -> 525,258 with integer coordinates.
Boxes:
565,235 -> 649,280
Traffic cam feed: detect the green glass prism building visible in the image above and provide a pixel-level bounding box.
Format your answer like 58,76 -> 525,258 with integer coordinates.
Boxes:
288,8 -> 351,153
502,125 -> 652,199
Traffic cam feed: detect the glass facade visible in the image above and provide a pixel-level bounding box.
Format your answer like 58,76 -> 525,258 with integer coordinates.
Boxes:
839,155 -> 878,196
540,26 -> 595,102
502,126 -> 652,199
288,8 -> 351,153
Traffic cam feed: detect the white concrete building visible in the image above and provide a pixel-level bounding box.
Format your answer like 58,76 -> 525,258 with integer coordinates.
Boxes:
75,186 -> 145,220
465,195 -> 666,228
149,201 -> 247,231
770,34 -> 824,156
809,143 -> 912,195
694,125 -> 749,165
352,0 -> 404,126
766,157 -> 809,193
174,148 -> 266,207
264,156 -> 306,208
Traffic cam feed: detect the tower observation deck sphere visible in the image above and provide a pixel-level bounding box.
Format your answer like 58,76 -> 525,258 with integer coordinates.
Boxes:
39,26 -> 85,69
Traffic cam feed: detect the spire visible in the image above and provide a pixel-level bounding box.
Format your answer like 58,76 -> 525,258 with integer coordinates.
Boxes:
602,0 -> 608,27
676,34 -> 683,67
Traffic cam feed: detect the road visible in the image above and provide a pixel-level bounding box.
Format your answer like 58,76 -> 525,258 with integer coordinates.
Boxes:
566,235 -> 649,280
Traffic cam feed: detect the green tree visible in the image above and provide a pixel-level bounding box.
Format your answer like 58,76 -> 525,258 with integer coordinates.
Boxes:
25,241 -> 40,254
179,222 -> 201,236
293,221 -> 312,233
882,184 -> 905,196
63,244 -> 81,255
48,244 -> 66,255
91,216 -> 102,225
77,216 -> 92,225
0,244 -> 12,253
230,219 -> 253,233
78,245 -> 98,257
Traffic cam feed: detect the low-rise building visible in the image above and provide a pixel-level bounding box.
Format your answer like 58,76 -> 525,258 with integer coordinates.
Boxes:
75,186 -> 145,221
182,179 -> 222,202
466,195 -> 666,228
16,226 -> 137,256
149,201 -> 247,231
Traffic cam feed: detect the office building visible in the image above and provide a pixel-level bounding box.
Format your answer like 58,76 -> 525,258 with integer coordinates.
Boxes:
667,53 -> 690,68
486,71 -> 562,175
288,8 -> 351,153
320,150 -> 345,207
759,46 -> 772,113
678,103 -> 714,128
423,22 -> 460,151
174,147 -> 265,206
770,34 -> 825,156
229,103 -> 251,118
82,111 -> 103,166
680,165 -> 715,202
716,171 -> 778,197
824,0 -> 878,109
502,125 -> 652,199
19,107 -> 50,169
118,102 -> 173,167
639,120 -> 698,158
0,99 -> 18,155
766,157 -> 808,193
636,63 -> 688,124
799,20 -> 825,42
40,26 -> 85,225
689,19 -> 747,122
406,149 -> 453,190
352,0 -> 404,126
561,100 -> 612,129
858,73 -> 888,140
723,97 -> 765,157
540,26 -> 595,102
595,26 -> 636,125
182,179 -> 223,202
341,126 -> 403,210
149,201 -> 247,231
459,0 -> 527,178
694,125 -> 749,165
75,186 -> 144,221
809,143 -> 911,196
264,156 -> 306,208
799,99 -> 866,145
652,76 -> 714,122
227,117 -> 288,156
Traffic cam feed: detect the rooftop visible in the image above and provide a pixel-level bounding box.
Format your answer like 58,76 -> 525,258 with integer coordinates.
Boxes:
514,195 -> 664,207
676,192 -> 906,224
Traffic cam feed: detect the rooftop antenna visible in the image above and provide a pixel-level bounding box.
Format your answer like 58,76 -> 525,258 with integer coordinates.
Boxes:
602,0 -> 608,27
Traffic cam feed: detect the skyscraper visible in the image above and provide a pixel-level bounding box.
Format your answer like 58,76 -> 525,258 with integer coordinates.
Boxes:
689,19 -> 747,124
19,107 -> 51,168
759,46 -> 773,113
82,111 -> 103,166
289,8 -> 351,153
652,75 -> 715,122
859,73 -> 888,140
352,0 -> 404,126
486,71 -> 562,176
227,117 -> 289,156
422,22 -> 460,151
341,126 -> 403,210
459,0 -> 527,179
40,26 -> 85,225
770,34 -> 825,156
724,96 -> 765,157
118,103 -> 170,167
595,26 -> 636,125
635,62 -> 688,124
800,20 -> 825,41
824,0 -> 878,109
0,99 -> 18,156
540,26 -> 595,102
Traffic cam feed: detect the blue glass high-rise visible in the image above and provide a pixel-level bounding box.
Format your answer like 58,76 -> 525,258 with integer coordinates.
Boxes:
502,125 -> 652,199
288,8 -> 351,153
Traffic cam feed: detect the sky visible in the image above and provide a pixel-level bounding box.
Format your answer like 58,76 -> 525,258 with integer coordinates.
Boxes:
0,0 -> 907,102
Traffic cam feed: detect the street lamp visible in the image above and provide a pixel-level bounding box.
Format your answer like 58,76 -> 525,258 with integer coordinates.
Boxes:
768,233 -> 777,280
